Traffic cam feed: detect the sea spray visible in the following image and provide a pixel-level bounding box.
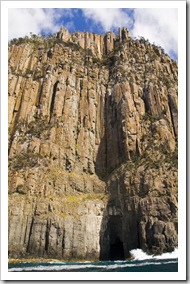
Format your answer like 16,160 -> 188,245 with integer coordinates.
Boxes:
129,248 -> 178,261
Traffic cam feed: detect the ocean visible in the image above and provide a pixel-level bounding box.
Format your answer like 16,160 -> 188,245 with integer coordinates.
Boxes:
8,248 -> 178,272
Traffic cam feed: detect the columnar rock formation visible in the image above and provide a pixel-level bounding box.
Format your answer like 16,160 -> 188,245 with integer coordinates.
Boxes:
56,26 -> 130,58
8,27 -> 178,260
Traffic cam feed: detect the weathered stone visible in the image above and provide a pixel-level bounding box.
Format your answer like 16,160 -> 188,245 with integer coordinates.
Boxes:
8,26 -> 178,260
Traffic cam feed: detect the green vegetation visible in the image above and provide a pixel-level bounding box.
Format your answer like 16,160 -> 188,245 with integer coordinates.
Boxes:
140,112 -> 162,123
66,195 -> 79,202
23,68 -> 34,77
9,33 -> 42,48
108,143 -> 177,181
64,41 -> 83,52
101,54 -> 115,67
26,120 -> 51,139
64,193 -> 108,203
9,32 -> 84,53
44,192 -> 108,206
162,77 -> 174,89
10,152 -> 42,171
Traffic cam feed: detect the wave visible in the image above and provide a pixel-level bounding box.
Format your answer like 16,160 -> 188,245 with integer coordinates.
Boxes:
129,248 -> 178,261
8,260 -> 177,272
8,249 -> 178,272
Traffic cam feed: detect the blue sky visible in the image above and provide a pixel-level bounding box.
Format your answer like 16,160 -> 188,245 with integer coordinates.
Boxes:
8,8 -> 178,60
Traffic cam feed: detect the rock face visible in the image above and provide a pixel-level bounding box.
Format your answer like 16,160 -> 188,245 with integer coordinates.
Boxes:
8,27 -> 178,260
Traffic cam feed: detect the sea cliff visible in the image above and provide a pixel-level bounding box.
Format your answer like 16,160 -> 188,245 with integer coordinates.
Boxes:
8,27 -> 178,260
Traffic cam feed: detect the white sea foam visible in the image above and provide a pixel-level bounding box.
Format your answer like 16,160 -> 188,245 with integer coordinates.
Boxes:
9,264 -> 100,272
8,248 -> 178,272
8,259 -> 177,272
129,248 -> 178,261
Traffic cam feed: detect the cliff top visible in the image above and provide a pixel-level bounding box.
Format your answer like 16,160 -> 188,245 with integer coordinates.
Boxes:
9,26 -> 175,64
9,26 -> 131,58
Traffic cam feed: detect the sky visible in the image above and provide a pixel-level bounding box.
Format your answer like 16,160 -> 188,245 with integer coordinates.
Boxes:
8,8 -> 178,60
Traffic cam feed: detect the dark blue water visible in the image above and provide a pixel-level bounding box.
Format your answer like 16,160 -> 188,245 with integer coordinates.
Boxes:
8,259 -> 178,272
8,249 -> 178,272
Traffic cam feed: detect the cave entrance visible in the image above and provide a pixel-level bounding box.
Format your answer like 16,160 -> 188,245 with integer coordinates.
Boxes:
110,237 -> 124,260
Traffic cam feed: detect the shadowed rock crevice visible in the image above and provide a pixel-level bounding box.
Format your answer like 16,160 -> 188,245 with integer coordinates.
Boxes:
44,220 -> 50,252
110,237 -> 124,261
50,81 -> 59,120
98,76 -> 178,260
94,134 -> 107,180
26,216 -> 35,253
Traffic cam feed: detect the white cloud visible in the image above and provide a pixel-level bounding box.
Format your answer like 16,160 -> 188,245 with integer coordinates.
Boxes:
81,8 -> 178,58
132,9 -> 178,57
8,8 -> 61,40
81,8 -> 133,32
8,8 -> 178,59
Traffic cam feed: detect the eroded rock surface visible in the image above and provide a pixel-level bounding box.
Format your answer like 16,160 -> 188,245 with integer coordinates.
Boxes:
8,27 -> 178,260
